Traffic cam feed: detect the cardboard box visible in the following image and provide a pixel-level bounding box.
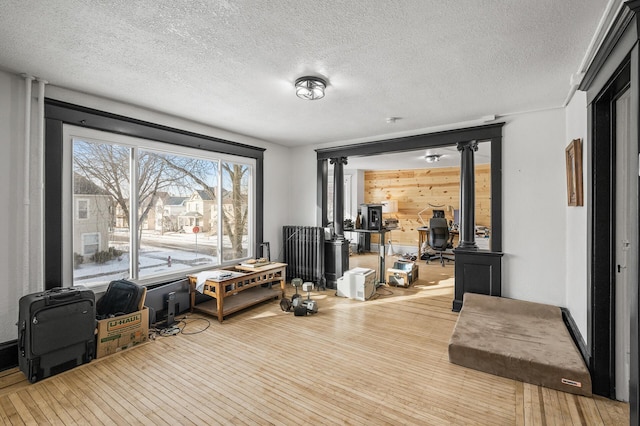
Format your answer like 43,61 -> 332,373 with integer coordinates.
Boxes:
96,307 -> 149,358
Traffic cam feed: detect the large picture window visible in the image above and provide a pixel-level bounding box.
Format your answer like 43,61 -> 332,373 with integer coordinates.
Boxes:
64,126 -> 255,287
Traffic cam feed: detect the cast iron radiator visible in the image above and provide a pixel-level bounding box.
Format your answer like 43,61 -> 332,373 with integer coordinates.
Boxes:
283,226 -> 326,289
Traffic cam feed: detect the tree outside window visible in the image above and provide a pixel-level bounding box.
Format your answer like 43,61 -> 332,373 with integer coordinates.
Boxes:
71,137 -> 254,286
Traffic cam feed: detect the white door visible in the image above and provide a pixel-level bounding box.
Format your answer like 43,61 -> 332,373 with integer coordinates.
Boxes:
614,88 -> 636,402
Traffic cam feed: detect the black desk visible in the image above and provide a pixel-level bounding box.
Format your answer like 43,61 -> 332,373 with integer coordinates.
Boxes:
344,228 -> 389,284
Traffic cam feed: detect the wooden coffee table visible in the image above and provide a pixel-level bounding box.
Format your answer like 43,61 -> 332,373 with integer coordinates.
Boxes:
188,263 -> 286,323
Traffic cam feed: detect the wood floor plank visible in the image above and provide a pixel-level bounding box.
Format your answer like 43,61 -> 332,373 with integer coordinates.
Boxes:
171,335 -> 375,424
0,369 -> 29,397
102,352 -> 230,425
97,361 -> 203,425
76,368 -> 158,426
0,394 -> 25,425
0,254 -> 630,424
38,378 -> 85,425
7,393 -> 38,425
49,375 -> 107,426
28,385 -> 76,425
515,381 -> 525,425
557,390 -> 580,425
0,397 -> 11,425
577,392 -> 607,425
593,395 -> 630,425
85,360 -> 179,425
541,385 -> 565,426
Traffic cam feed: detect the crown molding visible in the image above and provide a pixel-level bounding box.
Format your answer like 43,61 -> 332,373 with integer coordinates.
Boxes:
580,1 -> 636,91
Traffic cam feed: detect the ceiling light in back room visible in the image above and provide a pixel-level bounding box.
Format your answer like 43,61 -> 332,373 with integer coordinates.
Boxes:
425,154 -> 441,163
295,76 -> 326,100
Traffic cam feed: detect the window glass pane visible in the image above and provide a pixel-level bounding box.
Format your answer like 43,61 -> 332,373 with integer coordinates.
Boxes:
66,127 -> 256,288
137,151 -> 219,279
72,140 -> 130,285
222,162 -> 251,261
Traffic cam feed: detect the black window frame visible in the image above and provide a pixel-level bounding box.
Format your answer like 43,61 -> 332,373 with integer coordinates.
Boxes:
44,99 -> 265,289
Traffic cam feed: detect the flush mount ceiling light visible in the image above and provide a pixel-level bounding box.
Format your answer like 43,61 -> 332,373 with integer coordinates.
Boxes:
295,76 -> 326,100
425,154 -> 441,163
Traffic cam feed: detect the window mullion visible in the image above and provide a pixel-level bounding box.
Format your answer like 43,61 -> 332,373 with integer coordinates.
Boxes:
217,160 -> 223,264
130,147 -> 139,280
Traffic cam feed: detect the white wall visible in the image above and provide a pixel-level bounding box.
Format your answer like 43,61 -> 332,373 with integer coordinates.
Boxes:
262,145 -> 292,257
0,71 -> 27,344
0,73 -> 291,343
565,91 -> 589,340
291,108 -> 570,308
289,145 -> 320,225
501,109 -> 567,305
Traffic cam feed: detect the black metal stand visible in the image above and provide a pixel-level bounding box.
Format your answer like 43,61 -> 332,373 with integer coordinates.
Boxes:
343,228 -> 388,284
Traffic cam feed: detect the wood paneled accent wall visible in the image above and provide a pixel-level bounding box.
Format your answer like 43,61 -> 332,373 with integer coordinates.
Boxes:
363,164 -> 491,249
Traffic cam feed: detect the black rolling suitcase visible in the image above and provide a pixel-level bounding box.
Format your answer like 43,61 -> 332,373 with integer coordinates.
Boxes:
17,286 -> 96,383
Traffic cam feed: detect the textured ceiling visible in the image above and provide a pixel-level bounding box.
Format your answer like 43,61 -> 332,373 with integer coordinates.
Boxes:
0,0 -> 608,147
345,142 -> 490,171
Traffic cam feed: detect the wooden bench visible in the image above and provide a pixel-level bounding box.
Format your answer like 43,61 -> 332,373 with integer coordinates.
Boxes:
188,263 -> 286,323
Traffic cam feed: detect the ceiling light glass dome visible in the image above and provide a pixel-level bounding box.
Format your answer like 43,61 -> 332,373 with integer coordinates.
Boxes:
295,77 -> 326,100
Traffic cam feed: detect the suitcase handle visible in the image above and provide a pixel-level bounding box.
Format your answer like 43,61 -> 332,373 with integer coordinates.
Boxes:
45,287 -> 81,305
18,320 -> 25,356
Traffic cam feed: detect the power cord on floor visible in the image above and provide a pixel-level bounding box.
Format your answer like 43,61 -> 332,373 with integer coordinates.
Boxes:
157,325 -> 181,337
149,322 -> 182,338
376,286 -> 394,296
178,317 -> 211,335
149,315 -> 211,338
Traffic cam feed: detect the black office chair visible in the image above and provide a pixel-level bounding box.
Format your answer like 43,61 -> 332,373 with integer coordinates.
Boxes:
428,216 -> 454,266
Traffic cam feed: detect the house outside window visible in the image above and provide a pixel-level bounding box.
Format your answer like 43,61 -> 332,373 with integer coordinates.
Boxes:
64,126 -> 256,288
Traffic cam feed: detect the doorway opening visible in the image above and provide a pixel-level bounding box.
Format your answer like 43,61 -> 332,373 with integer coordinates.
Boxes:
589,58 -> 635,400
316,123 -> 503,253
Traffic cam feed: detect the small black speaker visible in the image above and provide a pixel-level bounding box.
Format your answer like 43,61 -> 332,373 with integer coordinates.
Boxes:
159,291 -> 176,328
360,204 -> 383,230
167,292 -> 176,325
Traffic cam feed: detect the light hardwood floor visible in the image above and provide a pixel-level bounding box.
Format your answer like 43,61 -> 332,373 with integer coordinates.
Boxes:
0,254 -> 630,425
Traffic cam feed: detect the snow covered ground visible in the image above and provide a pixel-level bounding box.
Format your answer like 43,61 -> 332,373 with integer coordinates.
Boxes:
74,230 -> 232,285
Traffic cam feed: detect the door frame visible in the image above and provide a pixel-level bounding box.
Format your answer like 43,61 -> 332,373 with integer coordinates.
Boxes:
614,85 -> 633,402
315,123 -> 504,253
589,59 -> 630,397
579,2 -> 640,420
